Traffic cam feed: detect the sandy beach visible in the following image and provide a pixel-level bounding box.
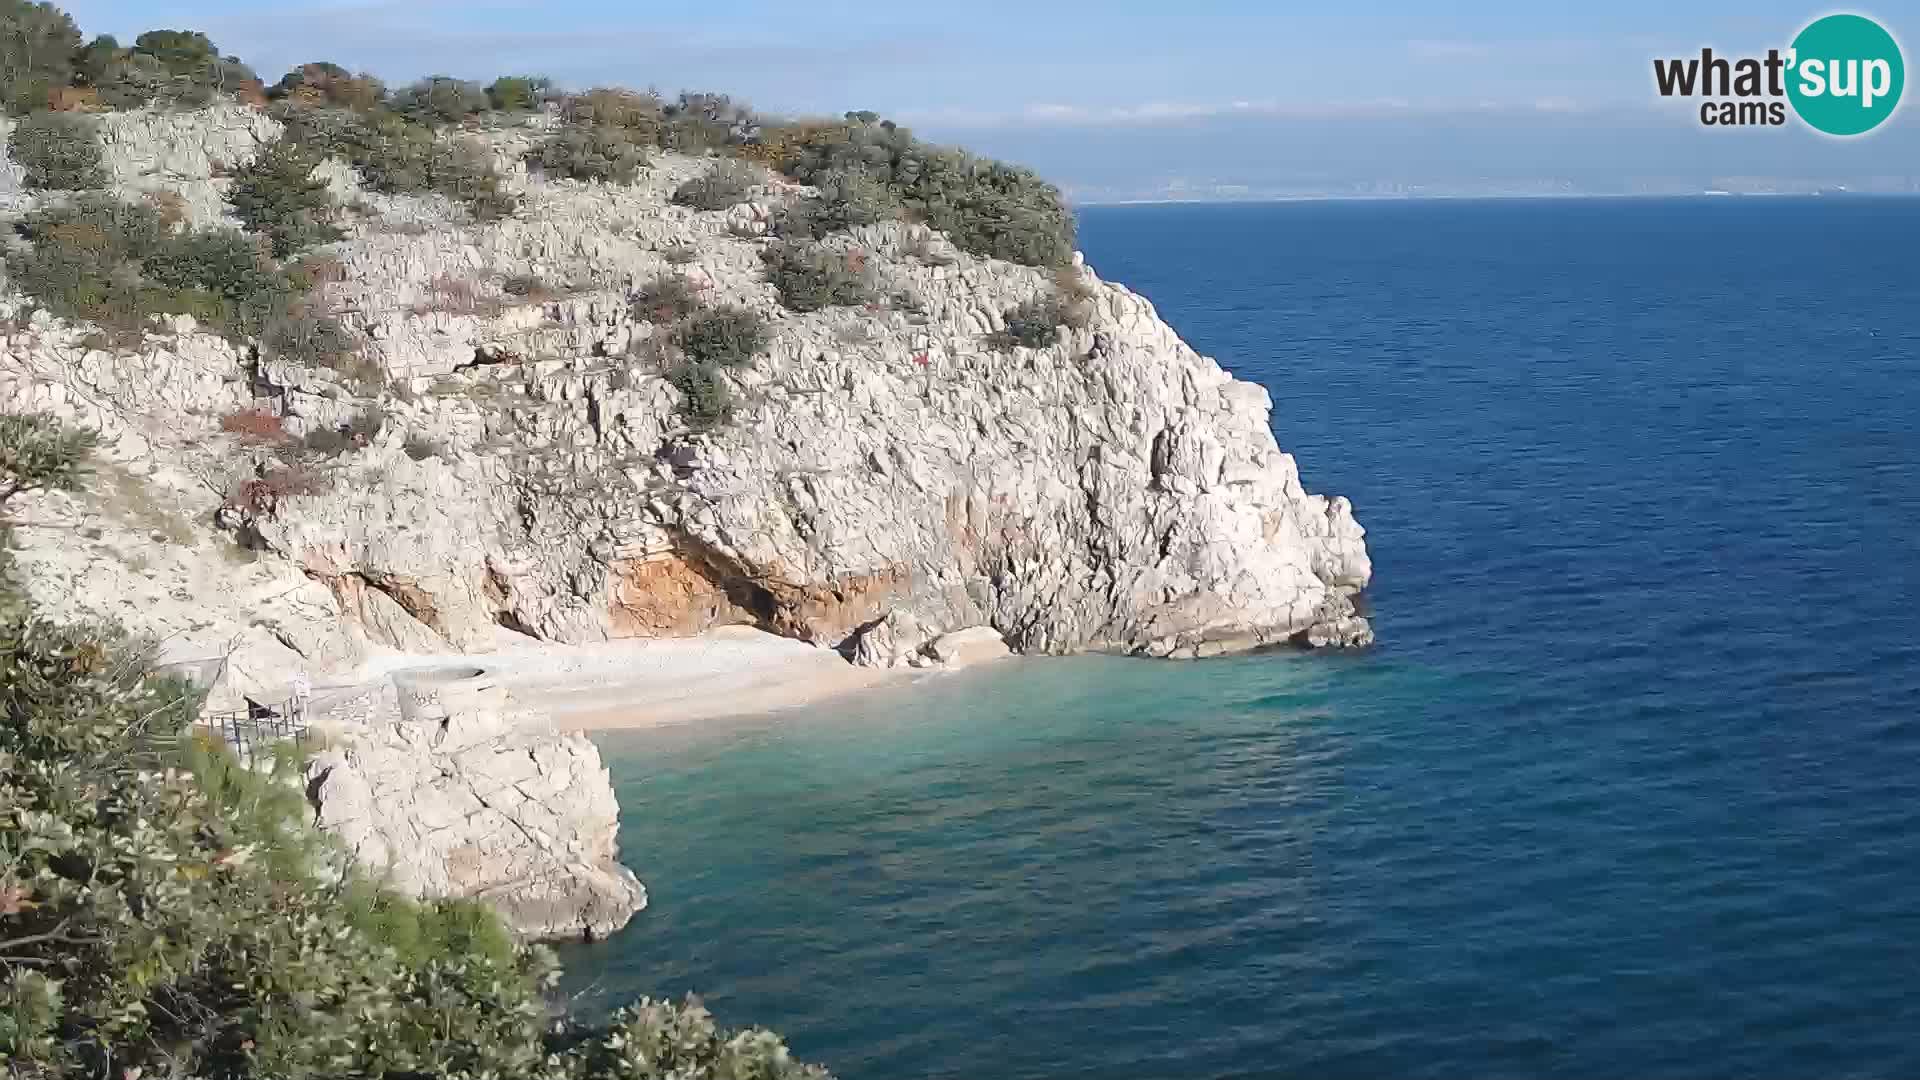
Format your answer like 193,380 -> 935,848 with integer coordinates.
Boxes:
351,626 -> 913,731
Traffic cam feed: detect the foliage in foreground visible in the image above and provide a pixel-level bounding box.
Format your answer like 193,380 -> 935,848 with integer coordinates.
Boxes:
0,412 -> 833,1078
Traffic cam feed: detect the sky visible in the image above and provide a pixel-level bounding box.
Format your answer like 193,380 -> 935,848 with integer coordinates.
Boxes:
60,0 -> 1920,199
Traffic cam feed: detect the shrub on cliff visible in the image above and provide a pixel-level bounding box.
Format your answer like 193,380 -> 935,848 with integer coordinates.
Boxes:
6,196 -> 167,335
992,295 -> 1072,350
259,298 -> 362,376
667,355 -> 735,429
392,74 -> 487,126
0,0 -> 80,113
561,87 -> 664,140
761,240 -> 877,312
8,110 -> 102,189
486,74 -> 551,112
671,159 -> 759,211
661,90 -> 758,152
529,124 -> 646,184
676,304 -> 768,369
773,169 -> 894,240
78,29 -> 260,108
632,274 -> 703,324
269,61 -> 384,109
0,416 -> 837,1078
277,104 -> 516,220
7,195 -> 314,342
776,116 -> 1074,267
228,138 -> 344,256
138,227 -> 283,329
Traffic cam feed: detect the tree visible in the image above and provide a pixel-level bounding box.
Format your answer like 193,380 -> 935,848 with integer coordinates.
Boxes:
269,60 -> 384,109
7,109 -> 102,189
486,73 -> 551,112
229,138 -> 344,256
68,32 -> 116,86
0,0 -> 80,113
129,27 -> 213,74
392,74 -> 486,125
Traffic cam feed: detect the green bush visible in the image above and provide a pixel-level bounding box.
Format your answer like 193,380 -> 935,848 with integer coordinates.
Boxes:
774,169 -> 894,239
8,110 -> 102,189
142,228 -> 271,298
0,411 -> 94,503
660,90 -> 757,153
80,28 -> 258,108
776,116 -> 1075,267
2,189 -> 324,349
529,124 -> 646,184
676,304 -> 767,368
667,357 -> 734,429
392,74 -> 487,125
276,104 -> 517,221
631,274 -> 703,324
6,196 -> 166,336
991,295 -> 1072,350
0,0 -> 80,113
671,159 -> 759,211
561,87 -> 664,139
268,60 -> 384,109
228,138 -> 344,257
486,74 -> 550,112
761,240 -> 876,312
259,298 -> 359,374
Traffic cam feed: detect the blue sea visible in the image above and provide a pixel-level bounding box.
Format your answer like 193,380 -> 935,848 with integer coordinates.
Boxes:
564,197 -> 1920,1078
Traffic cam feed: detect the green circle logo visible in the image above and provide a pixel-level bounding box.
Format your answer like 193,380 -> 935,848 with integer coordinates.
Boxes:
1787,14 -> 1904,135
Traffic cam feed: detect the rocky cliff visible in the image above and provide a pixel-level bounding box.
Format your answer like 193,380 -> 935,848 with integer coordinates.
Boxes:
0,105 -> 1370,923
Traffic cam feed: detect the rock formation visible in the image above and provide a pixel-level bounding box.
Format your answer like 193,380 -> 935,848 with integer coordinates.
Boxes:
303,669 -> 646,940
0,104 -> 1372,924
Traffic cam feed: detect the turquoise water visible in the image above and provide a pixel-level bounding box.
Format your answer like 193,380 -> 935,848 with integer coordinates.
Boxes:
565,198 -> 1920,1078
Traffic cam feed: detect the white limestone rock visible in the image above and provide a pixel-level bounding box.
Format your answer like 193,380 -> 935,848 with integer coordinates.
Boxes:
304,669 -> 646,940
924,625 -> 1012,670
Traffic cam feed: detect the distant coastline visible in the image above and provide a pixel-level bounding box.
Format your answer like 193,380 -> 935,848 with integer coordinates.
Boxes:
1073,189 -> 1920,207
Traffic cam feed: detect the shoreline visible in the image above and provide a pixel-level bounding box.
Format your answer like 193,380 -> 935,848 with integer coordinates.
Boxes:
348,625 -> 917,732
